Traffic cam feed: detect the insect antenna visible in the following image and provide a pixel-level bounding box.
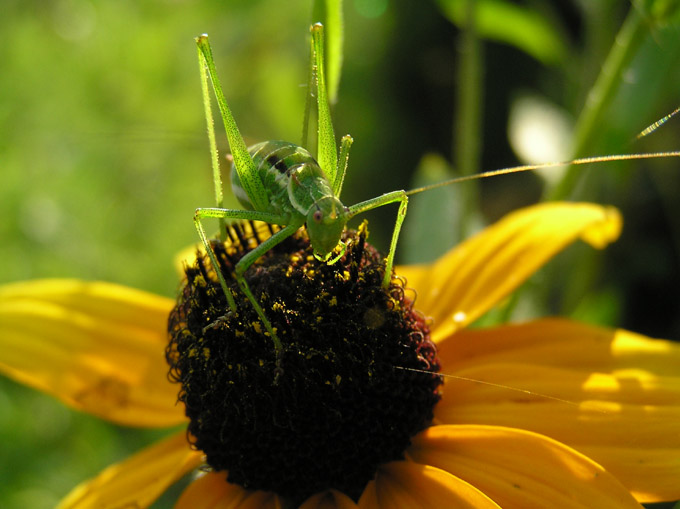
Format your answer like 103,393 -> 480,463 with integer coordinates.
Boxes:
635,106 -> 680,140
393,366 -> 612,414
404,151 -> 680,197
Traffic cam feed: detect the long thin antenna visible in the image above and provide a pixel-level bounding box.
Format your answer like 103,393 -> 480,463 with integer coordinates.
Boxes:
394,366 -> 611,414
405,151 -> 680,197
636,106 -> 680,140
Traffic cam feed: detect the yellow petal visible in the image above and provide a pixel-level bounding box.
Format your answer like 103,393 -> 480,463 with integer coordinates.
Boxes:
436,317 -> 680,375
300,490 -> 359,509
435,319 -> 680,502
0,279 -> 185,427
409,425 -> 642,508
58,431 -> 202,508
235,491 -> 282,509
176,471 -> 283,509
396,202 -> 621,339
393,264 -> 428,294
180,477 -> 356,509
358,460 -> 500,508
176,472 -> 245,508
579,446 -> 680,504
175,243 -> 202,277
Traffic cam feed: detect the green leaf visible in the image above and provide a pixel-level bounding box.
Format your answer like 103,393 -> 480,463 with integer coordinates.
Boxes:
401,154 -> 463,265
642,0 -> 680,22
313,0 -> 344,103
437,0 -> 568,65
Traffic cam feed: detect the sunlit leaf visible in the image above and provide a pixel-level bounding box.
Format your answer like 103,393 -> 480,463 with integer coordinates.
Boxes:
437,0 -> 568,65
313,0 -> 344,103
401,154 -> 466,264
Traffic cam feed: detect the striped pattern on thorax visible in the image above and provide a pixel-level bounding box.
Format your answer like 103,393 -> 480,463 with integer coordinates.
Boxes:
230,140 -> 326,217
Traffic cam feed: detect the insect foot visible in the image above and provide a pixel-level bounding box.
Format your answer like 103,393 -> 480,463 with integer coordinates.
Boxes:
166,220 -> 442,505
201,313 -> 234,334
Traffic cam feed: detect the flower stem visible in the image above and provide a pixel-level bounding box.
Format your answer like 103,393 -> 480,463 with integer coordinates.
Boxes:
547,5 -> 648,200
454,0 -> 482,236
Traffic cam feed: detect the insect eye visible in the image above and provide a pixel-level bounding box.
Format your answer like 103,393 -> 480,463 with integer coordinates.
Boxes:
313,210 -> 323,223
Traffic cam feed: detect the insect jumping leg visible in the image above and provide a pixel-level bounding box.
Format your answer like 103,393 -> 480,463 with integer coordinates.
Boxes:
347,190 -> 408,288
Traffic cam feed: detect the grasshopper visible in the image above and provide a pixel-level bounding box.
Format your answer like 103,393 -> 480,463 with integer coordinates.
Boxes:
194,24 -> 409,365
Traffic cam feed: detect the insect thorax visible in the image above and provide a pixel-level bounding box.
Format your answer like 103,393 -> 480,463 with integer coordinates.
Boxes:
230,140 -> 337,220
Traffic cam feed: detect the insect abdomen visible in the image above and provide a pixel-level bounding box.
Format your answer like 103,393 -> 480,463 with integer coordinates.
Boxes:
230,140 -> 327,215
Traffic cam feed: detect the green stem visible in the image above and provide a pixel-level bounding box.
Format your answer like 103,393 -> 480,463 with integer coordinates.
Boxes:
548,6 -> 648,200
454,0 -> 482,236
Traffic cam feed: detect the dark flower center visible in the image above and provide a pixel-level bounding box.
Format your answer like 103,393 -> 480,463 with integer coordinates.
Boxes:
166,221 -> 442,505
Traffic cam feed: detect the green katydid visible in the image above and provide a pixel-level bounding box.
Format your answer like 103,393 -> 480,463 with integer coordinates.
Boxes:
194,24 -> 408,367
194,23 -> 680,372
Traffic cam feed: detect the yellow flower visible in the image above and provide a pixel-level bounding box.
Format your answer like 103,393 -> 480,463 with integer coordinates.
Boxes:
1,202 -> 678,508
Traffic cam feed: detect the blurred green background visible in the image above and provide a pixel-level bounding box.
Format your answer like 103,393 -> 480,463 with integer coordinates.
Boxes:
1,0 -> 679,507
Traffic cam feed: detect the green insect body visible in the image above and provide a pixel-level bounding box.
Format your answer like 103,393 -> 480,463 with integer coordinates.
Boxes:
195,24 -> 408,374
230,140 -> 349,259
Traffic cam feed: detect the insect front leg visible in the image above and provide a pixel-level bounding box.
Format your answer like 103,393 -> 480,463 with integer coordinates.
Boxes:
231,221 -> 301,341
194,207 -> 291,355
333,134 -> 353,197
347,190 -> 408,288
230,222 -> 302,380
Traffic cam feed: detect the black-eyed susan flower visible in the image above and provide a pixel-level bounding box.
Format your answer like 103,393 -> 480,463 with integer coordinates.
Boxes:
1,202 -> 678,508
